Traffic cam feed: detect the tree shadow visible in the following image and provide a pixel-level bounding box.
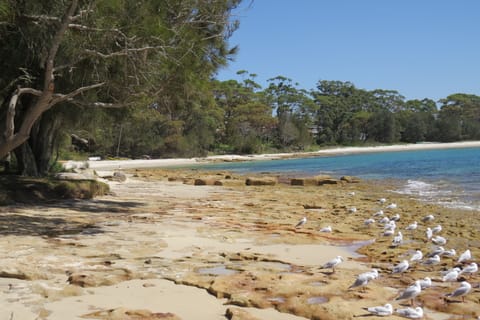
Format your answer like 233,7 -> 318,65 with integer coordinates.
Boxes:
0,213 -> 103,237
0,198 -> 145,237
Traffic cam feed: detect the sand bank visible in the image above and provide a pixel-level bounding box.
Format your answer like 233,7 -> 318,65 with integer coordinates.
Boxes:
65,141 -> 480,171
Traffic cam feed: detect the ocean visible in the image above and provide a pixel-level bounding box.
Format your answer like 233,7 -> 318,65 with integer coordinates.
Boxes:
197,147 -> 480,211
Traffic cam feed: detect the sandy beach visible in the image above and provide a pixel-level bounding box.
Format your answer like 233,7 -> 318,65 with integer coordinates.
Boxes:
62,140 -> 480,171
2,141 -> 479,319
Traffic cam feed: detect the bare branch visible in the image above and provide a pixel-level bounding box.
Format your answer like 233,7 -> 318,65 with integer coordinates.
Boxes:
4,88 -> 42,141
68,23 -> 128,39
20,14 -> 61,23
83,46 -> 169,59
50,82 -> 105,105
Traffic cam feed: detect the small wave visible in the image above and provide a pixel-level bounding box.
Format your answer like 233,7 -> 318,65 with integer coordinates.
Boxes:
395,180 -> 480,211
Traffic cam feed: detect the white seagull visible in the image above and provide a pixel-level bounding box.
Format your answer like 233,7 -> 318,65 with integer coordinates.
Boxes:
379,197 -> 387,204
422,254 -> 441,267
457,249 -> 471,264
445,281 -> 472,302
425,227 -> 433,241
396,280 -> 422,306
364,218 -> 375,227
390,213 -> 401,221
320,225 -> 332,233
427,246 -> 444,257
392,231 -> 403,247
459,262 -> 478,277
386,203 -> 397,209
321,256 -> 344,273
395,306 -> 424,319
421,214 -> 434,222
373,210 -> 384,217
432,235 -> 447,245
362,303 -> 393,316
406,221 -> 418,232
295,216 -> 307,228
418,277 -> 432,289
442,248 -> 456,258
392,260 -> 409,275
348,207 -> 357,213
349,269 -> 379,291
432,224 -> 442,234
442,267 -> 461,283
410,250 -> 423,263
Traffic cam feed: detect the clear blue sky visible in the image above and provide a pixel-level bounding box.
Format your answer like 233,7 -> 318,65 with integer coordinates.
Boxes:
215,1 -> 480,101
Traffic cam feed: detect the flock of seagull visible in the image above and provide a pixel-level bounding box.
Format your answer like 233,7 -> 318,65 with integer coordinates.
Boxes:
295,195 -> 478,319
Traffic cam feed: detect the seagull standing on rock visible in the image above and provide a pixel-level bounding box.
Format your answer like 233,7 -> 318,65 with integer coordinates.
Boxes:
349,269 -> 379,291
445,281 -> 472,302
395,306 -> 424,319
362,303 -> 393,317
295,216 -> 307,228
392,260 -> 410,275
459,262 -> 478,277
457,249 -> 471,264
396,280 -> 422,306
410,250 -> 423,263
321,256 -> 344,273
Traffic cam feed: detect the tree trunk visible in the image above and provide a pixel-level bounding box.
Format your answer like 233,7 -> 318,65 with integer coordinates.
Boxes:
14,111 -> 62,176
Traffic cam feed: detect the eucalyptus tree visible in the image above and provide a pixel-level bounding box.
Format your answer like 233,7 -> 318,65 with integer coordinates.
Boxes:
397,98 -> 437,143
0,0 -> 241,175
264,76 -> 316,150
436,93 -> 480,141
213,74 -> 275,153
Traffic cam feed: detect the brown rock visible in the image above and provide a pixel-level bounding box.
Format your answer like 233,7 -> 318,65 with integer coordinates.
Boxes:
340,175 -> 361,183
82,307 -> 181,319
225,307 -> 261,320
194,178 -> 223,186
245,177 -> 277,186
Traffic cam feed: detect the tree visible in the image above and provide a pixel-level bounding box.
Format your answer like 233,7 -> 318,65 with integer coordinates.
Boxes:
436,94 -> 480,141
264,76 -> 316,149
0,0 -> 241,175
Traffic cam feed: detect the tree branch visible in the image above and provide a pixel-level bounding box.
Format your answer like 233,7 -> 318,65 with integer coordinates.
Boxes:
50,82 -> 105,105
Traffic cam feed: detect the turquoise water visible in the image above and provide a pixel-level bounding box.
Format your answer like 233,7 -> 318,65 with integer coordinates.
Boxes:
198,147 -> 480,210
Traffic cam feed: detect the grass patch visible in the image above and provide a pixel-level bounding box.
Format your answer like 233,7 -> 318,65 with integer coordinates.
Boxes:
0,176 -> 110,205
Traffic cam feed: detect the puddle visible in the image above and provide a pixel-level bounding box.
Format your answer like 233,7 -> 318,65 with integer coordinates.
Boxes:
197,265 -> 237,276
307,296 -> 328,304
339,239 -> 376,257
256,261 -> 292,272
309,281 -> 326,287
267,297 -> 285,303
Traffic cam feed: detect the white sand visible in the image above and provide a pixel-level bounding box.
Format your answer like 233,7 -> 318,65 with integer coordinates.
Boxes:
64,141 -> 480,171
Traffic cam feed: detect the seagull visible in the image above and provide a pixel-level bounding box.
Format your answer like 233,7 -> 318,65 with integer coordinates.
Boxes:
432,224 -> 442,234
349,269 -> 379,291
390,213 -> 401,221
421,214 -> 434,223
418,277 -> 432,289
410,250 -> 423,263
379,198 -> 387,204
422,254 -> 441,267
321,256 -> 344,273
432,235 -> 447,245
442,248 -> 456,258
406,221 -> 418,232
362,303 -> 393,317
373,210 -> 384,217
379,216 -> 390,224
295,216 -> 307,228
348,191 -> 356,196
396,281 -> 422,306
445,281 -> 472,302
320,225 -> 332,233
427,246 -> 444,257
457,249 -> 471,264
392,260 -> 409,275
442,267 -> 461,283
383,229 -> 395,237
392,231 -> 403,247
364,218 -> 375,227
459,262 -> 478,277
395,306 -> 424,319
386,203 -> 397,209
425,227 -> 433,241
348,207 -> 357,213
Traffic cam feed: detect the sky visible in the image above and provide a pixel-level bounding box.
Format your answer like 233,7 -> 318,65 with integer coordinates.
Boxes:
215,1 -> 480,101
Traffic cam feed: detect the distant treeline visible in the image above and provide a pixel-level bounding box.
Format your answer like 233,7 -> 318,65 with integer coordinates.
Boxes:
1,1 -> 479,176
78,73 -> 480,159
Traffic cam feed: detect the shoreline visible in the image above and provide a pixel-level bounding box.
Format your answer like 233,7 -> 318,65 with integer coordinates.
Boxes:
65,140 -> 480,170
